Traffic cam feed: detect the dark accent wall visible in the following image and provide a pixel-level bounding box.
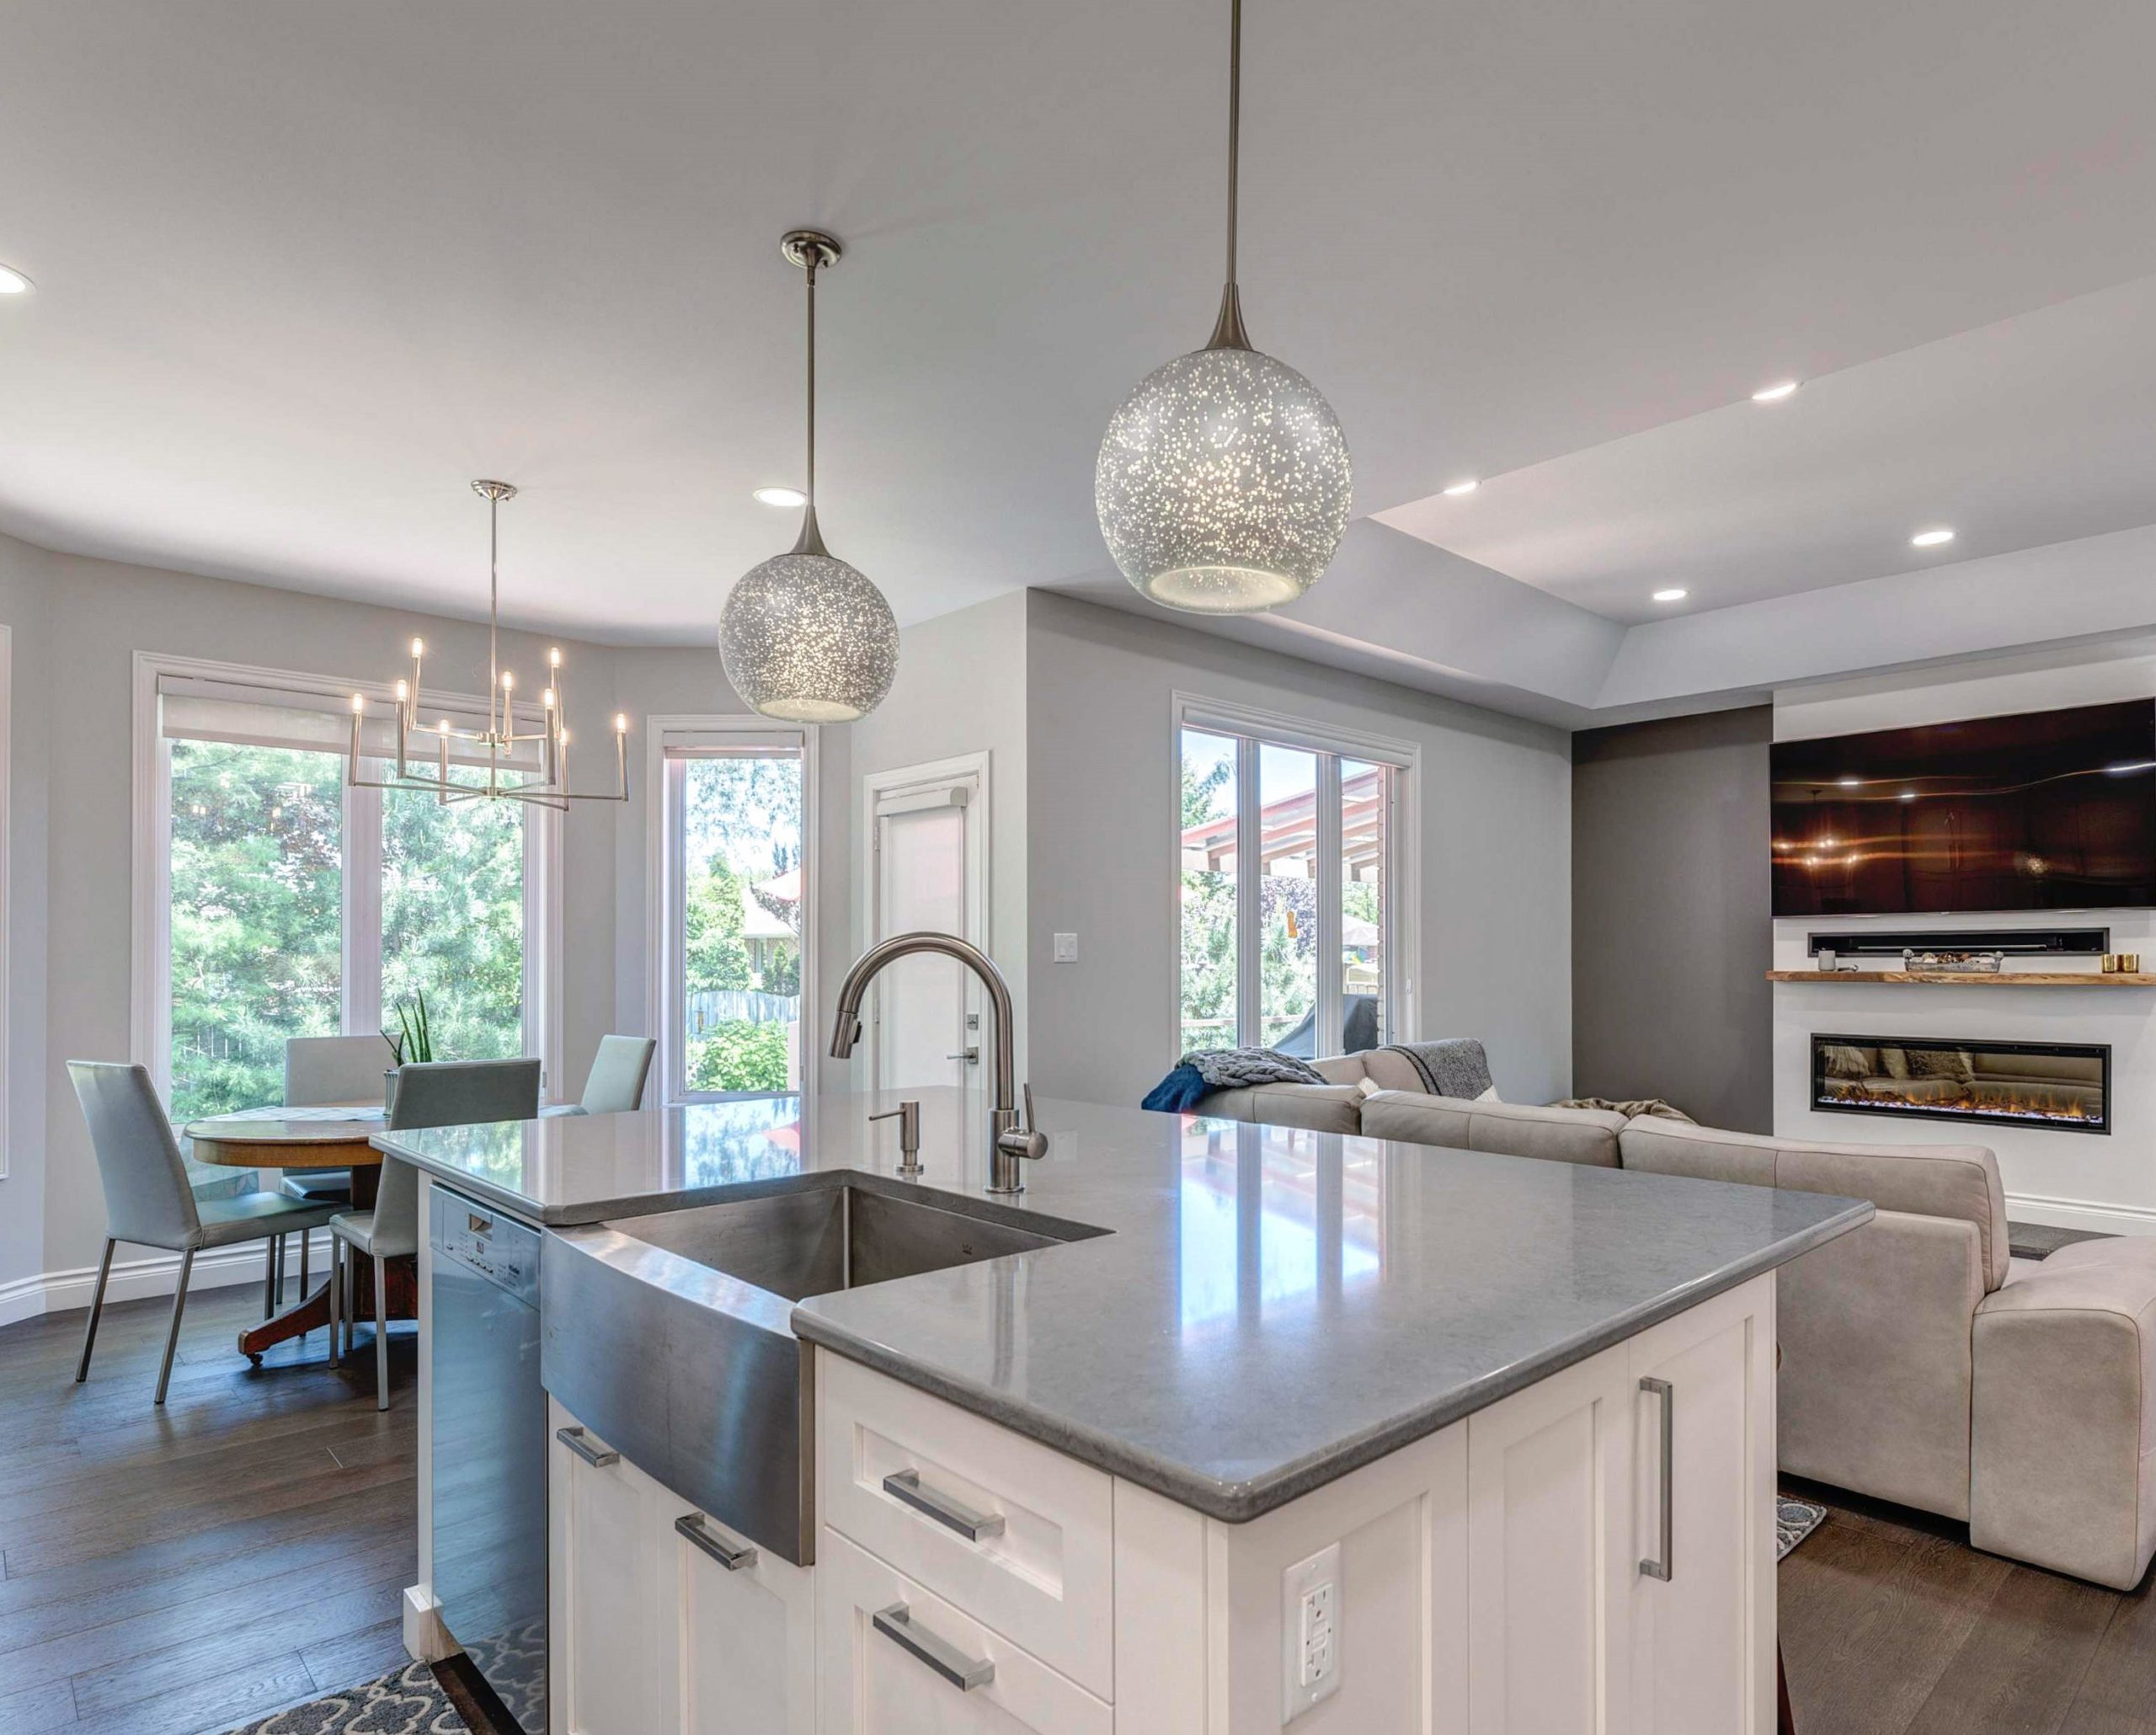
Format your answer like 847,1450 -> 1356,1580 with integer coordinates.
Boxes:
1572,706 -> 1774,1134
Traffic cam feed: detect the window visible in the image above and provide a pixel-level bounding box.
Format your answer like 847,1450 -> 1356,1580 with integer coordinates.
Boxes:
1176,699 -> 1410,1060
660,726 -> 812,1103
147,666 -> 556,1122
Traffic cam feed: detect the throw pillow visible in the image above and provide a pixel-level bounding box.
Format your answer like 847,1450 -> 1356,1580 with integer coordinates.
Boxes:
1356,1076 -> 1384,1099
1476,1084 -> 1503,1102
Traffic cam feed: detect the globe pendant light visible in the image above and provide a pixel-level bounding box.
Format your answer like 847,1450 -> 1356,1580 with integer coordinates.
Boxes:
1095,0 -> 1352,614
721,229 -> 899,722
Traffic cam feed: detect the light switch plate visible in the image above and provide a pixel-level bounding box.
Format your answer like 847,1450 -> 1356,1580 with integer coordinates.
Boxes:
1282,1540 -> 1342,1720
1053,932 -> 1079,963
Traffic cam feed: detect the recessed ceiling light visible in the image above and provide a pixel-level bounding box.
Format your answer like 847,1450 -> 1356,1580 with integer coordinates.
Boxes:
752,486 -> 807,509
1750,380 -> 1800,403
1651,587 -> 1688,602
1911,527 -> 1956,547
1442,479 -> 1479,496
1837,777 -> 1861,787
1900,791 -> 1918,801
0,264 -> 32,296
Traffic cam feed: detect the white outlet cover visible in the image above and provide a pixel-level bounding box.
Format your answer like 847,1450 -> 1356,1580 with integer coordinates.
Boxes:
1053,932 -> 1079,962
1282,1540 -> 1342,1721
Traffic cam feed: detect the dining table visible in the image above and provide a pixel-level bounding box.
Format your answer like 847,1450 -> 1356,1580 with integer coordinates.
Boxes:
182,1104 -> 418,1364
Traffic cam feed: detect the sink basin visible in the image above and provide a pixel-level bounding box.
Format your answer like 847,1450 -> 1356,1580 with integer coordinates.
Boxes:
614,1182 -> 1075,1302
539,1177 -> 1103,1567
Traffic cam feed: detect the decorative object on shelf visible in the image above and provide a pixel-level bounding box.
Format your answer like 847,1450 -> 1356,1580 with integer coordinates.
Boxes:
1094,0 -> 1351,615
346,482 -> 629,811
720,230 -> 899,723
1817,948 -> 1838,972
1902,948 -> 2004,974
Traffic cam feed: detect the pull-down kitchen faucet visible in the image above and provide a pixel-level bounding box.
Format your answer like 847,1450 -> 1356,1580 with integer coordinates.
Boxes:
830,933 -> 1049,1193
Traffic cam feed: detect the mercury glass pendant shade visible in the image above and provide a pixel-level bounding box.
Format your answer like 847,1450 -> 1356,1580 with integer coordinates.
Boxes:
1096,0 -> 1351,615
720,545 -> 897,722
720,227 -> 899,723
1097,343 -> 1351,612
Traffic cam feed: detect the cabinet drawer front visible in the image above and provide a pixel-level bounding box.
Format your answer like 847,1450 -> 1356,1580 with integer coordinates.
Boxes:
675,1506 -> 817,1735
817,1528 -> 1113,1735
817,1354 -> 1115,1700
552,1412 -> 668,1735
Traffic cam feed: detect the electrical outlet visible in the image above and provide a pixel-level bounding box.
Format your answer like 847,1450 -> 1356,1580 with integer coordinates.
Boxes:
1282,1540 -> 1342,1720
1053,932 -> 1079,963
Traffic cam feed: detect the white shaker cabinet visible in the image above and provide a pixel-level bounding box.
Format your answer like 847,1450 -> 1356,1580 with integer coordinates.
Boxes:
547,1396 -> 816,1735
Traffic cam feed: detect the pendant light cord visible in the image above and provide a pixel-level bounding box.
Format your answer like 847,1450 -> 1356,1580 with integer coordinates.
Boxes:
1208,0 -> 1253,350
488,489 -> 500,734
793,248 -> 830,554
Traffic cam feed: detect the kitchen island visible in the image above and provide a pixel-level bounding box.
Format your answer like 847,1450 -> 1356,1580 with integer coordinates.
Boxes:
381,1090 -> 1869,1734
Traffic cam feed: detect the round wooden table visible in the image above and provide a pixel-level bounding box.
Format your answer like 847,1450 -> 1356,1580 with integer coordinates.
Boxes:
184,1106 -> 416,1364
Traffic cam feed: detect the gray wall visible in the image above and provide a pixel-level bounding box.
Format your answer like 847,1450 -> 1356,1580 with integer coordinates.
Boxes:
1024,592 -> 1575,1110
1571,705 -> 1772,1134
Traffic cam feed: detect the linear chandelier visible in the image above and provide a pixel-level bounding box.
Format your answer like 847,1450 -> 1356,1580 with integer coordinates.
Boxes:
345,479 -> 629,811
1095,0 -> 1352,614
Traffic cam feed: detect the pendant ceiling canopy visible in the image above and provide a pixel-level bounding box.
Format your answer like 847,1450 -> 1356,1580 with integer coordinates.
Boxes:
1095,0 -> 1352,615
720,230 -> 899,723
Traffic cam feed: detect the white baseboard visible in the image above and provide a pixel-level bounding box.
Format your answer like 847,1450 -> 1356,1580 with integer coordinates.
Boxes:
2004,1192 -> 2156,1238
403,1583 -> 457,1663
0,1229 -> 334,1330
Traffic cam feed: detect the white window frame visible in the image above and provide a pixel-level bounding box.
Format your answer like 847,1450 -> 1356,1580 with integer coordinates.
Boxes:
1170,691 -> 1420,1057
131,650 -> 563,1102
644,713 -> 819,1112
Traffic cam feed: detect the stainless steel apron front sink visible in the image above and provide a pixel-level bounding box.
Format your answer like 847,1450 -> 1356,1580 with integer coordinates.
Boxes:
539,1176 -> 1105,1566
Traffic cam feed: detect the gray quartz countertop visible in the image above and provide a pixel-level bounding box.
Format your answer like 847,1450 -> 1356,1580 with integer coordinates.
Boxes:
378,1091 -> 1870,1520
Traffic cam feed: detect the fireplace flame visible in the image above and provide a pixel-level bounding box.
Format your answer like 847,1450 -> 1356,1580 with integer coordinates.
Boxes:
1821,1080 -> 2098,1125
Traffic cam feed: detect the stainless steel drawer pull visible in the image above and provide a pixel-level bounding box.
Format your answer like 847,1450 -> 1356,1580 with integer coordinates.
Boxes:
872,1602 -> 995,1691
555,1425 -> 620,1469
883,1467 -> 1006,1541
675,1512 -> 757,1572
1639,1376 -> 1673,1582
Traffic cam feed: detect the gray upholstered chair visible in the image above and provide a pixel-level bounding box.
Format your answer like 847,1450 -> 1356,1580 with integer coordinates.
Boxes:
330,1057 -> 541,1409
69,1061 -> 339,1404
277,1033 -> 390,1299
574,1035 -> 655,1114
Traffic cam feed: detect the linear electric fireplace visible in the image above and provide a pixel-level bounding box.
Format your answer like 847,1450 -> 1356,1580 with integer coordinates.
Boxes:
1812,1033 -> 2111,1135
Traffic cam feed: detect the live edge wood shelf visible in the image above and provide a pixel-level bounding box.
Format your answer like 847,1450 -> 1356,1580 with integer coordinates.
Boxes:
1766,970 -> 2156,986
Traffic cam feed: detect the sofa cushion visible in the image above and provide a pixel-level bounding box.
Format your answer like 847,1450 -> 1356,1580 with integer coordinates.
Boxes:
1620,1118 -> 2009,1289
1360,1092 -> 1625,1167
1196,1081 -> 1364,1135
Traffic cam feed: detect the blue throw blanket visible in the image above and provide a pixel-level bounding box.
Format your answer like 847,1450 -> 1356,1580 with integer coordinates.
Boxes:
1142,1047 -> 1326,1113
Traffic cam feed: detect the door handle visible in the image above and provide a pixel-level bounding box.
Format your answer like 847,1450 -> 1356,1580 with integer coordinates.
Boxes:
555,1425 -> 619,1469
873,1602 -> 995,1691
883,1467 -> 1005,1541
946,1047 -> 980,1064
1639,1376 -> 1673,1582
675,1512 -> 757,1572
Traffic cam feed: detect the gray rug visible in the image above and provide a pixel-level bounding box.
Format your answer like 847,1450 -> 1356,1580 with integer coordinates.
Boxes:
223,1661 -> 467,1734
1777,1495 -> 1827,1560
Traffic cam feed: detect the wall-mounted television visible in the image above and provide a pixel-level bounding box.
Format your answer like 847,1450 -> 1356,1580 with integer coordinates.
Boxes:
1770,699 -> 2156,917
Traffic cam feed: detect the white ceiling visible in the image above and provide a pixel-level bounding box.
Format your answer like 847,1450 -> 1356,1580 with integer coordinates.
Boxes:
6,0 -> 2156,718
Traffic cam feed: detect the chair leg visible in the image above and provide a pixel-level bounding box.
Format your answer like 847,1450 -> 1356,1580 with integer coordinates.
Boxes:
155,1248 -> 195,1406
328,1238 -> 342,1368
299,1231 -> 311,1315
264,1237 -> 278,1319
372,1252 -> 389,1412
75,1239 -> 116,1384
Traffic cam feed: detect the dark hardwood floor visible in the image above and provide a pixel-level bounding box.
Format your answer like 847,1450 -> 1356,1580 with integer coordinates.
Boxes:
1781,1476 -> 2156,1735
0,1281 -> 426,1735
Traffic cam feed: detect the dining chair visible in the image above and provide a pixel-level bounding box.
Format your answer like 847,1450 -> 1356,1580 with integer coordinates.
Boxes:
575,1035 -> 655,1114
330,1057 -> 541,1409
68,1061 -> 339,1405
276,1033 -> 388,1301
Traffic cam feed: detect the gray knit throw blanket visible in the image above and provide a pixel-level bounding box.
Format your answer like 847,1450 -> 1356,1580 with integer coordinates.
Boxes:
1180,1047 -> 1327,1090
1380,1038 -> 1493,1099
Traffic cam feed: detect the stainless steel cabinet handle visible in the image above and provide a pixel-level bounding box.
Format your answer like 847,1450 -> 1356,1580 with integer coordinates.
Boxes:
675,1512 -> 757,1572
883,1467 -> 1006,1541
556,1425 -> 619,1469
872,1602 -> 995,1691
1639,1376 -> 1673,1582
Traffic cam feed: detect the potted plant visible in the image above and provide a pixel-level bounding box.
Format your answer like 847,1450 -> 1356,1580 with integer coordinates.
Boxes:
382,990 -> 436,1113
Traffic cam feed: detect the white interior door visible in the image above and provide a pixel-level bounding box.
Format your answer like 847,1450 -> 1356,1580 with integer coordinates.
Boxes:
869,766 -> 983,1093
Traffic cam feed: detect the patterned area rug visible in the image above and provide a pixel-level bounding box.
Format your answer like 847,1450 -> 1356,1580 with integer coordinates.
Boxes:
223,1661 -> 467,1734
1778,1495 -> 1828,1560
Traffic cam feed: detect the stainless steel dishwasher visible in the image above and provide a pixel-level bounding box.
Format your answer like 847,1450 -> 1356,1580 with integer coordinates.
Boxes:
430,1184 -> 547,1734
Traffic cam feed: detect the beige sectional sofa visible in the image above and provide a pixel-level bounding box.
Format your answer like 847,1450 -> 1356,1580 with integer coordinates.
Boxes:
1193,1061 -> 2156,1589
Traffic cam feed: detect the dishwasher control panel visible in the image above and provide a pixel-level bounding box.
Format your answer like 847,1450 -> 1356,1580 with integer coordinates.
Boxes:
430,1184 -> 541,1307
